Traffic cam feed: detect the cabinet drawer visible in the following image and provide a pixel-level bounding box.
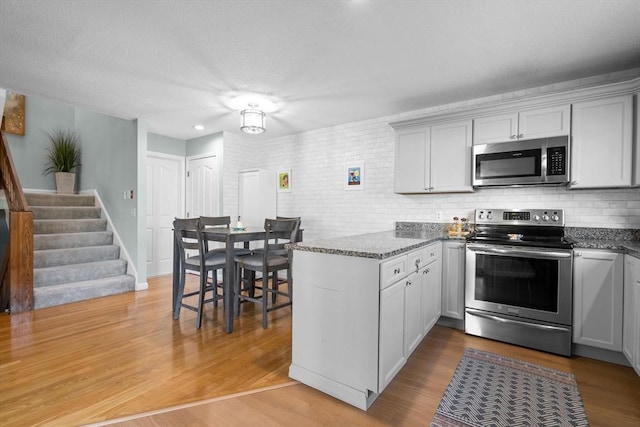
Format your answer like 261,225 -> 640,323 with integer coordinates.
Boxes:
407,248 -> 428,273
424,243 -> 442,265
380,255 -> 408,289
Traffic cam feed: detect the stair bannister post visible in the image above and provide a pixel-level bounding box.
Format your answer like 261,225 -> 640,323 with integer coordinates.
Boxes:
0,117 -> 34,312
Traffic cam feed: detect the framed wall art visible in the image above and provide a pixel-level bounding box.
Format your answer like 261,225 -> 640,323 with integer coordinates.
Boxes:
344,161 -> 364,191
277,169 -> 291,193
1,91 -> 26,135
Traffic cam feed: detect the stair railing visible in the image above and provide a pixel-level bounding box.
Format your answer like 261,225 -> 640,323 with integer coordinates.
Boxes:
0,116 -> 34,313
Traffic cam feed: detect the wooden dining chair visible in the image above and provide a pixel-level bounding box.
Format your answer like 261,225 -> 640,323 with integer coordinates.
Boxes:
173,217 -> 227,329
234,217 -> 300,328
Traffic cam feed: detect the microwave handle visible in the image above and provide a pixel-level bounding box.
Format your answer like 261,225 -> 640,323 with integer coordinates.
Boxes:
467,245 -> 572,260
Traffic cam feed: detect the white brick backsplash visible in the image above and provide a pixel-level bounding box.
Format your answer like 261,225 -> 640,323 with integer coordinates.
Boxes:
222,107 -> 639,240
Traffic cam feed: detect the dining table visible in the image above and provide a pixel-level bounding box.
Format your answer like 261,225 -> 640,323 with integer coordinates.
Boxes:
172,226 -> 268,333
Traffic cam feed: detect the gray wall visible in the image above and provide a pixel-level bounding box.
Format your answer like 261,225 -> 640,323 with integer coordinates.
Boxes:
6,94 -> 142,281
148,132 -> 186,156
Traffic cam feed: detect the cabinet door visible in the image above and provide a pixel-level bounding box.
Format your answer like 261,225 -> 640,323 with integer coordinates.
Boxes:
573,250 -> 623,351
623,255 -> 640,366
518,105 -> 570,140
405,272 -> 423,357
634,91 -> 640,187
473,113 -> 518,144
394,125 -> 429,193
421,257 -> 442,334
430,120 -> 474,192
571,95 -> 633,188
379,279 -> 406,391
441,241 -> 466,320
634,278 -> 640,376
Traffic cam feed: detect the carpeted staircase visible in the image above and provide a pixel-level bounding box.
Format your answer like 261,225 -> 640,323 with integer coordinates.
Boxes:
26,193 -> 136,309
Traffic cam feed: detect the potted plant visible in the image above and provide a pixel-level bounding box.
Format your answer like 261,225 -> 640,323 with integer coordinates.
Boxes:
44,129 -> 81,194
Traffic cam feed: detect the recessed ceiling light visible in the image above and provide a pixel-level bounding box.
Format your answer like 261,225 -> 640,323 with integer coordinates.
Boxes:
193,124 -> 204,130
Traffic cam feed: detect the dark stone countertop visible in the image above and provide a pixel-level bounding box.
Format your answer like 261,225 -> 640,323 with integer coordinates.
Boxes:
290,224 -> 640,259
289,230 -> 451,260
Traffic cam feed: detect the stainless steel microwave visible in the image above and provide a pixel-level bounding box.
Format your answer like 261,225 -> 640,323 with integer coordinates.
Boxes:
472,136 -> 569,187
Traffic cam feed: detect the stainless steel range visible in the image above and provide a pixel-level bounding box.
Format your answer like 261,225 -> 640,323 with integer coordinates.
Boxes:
465,208 -> 574,356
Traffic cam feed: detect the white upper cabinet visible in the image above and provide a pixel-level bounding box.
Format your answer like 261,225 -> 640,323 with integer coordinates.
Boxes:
430,120 -> 474,193
571,95 -> 633,189
394,120 -> 473,194
473,113 -> 518,144
473,105 -> 570,145
394,125 -> 429,193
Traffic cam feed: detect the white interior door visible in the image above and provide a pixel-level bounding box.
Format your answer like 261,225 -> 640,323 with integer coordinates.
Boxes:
146,153 -> 185,277
187,154 -> 221,218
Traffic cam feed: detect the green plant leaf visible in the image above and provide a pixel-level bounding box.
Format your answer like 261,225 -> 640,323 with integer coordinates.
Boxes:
43,129 -> 81,175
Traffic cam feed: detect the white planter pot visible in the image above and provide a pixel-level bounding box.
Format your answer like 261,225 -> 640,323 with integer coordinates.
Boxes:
55,172 -> 76,194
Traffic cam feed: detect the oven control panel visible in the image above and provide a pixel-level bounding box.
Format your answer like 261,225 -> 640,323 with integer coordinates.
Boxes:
475,208 -> 564,226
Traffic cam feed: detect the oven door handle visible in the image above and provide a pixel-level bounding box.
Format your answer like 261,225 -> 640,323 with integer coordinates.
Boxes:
467,245 -> 572,259
466,308 -> 570,332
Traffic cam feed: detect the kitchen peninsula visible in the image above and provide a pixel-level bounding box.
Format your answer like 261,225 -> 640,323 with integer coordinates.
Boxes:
288,225 -> 451,410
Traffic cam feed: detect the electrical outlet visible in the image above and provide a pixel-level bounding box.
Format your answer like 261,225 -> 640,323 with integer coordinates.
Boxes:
436,212 -> 443,221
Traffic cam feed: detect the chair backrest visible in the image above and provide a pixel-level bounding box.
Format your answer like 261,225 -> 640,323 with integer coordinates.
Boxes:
262,218 -> 300,259
200,216 -> 231,228
173,218 -> 203,263
199,216 -> 231,252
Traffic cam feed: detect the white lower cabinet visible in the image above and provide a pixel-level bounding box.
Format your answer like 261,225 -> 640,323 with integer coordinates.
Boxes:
421,244 -> 442,333
290,242 -> 443,411
623,254 -> 640,375
441,240 -> 466,319
634,278 -> 640,375
380,243 -> 441,391
379,277 -> 407,391
404,271 -> 423,357
573,249 -> 624,351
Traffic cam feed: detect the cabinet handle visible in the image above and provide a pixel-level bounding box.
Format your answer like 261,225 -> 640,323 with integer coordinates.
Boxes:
430,253 -> 435,257
574,252 -> 581,257
510,134 -> 517,139
406,280 -> 412,286
394,268 -> 401,274
518,133 -> 524,139
423,268 -> 430,274
571,180 -> 578,185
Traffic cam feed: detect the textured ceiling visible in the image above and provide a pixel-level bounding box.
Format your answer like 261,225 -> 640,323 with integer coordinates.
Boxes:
1,0 -> 639,140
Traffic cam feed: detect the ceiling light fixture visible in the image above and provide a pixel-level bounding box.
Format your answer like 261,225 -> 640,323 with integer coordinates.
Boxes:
240,103 -> 266,134
193,124 -> 204,130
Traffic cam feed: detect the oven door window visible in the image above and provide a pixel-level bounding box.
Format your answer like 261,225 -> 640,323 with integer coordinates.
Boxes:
474,253 -> 558,312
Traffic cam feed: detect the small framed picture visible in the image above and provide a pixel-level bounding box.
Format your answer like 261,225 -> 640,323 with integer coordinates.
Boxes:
344,161 -> 364,191
277,169 -> 291,193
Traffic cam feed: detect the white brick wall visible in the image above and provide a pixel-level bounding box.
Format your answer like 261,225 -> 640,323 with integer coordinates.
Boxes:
223,75 -> 640,241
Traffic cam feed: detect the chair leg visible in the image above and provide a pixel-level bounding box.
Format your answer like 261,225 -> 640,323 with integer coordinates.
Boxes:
211,269 -> 219,308
262,269 -> 269,329
196,269 -> 207,329
235,262 -> 242,317
173,269 -> 187,319
287,267 -> 293,304
272,272 -> 278,304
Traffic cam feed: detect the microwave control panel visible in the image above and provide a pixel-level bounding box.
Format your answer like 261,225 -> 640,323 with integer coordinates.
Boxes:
547,146 -> 566,175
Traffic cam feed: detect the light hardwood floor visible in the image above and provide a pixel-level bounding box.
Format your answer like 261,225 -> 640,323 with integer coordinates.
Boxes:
1,274 -> 639,426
